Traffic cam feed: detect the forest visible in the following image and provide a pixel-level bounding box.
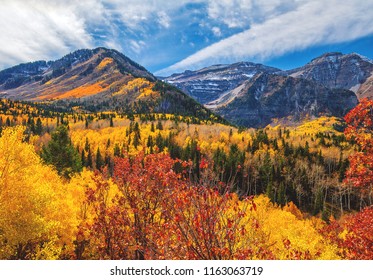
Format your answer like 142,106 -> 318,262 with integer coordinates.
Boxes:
0,98 -> 372,260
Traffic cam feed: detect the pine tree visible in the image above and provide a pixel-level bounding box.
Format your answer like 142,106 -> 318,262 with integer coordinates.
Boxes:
156,120 -> 163,130
41,125 -> 82,178
96,147 -> 104,170
86,150 -> 93,168
84,137 -> 90,151
114,143 -> 121,157
35,118 -> 43,135
81,149 -> 86,167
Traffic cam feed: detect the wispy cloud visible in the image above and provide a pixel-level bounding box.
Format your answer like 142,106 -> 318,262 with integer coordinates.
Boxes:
0,0 -> 96,68
0,0 -> 202,69
206,0 -> 300,28
157,0 -> 373,76
1,0 -> 373,75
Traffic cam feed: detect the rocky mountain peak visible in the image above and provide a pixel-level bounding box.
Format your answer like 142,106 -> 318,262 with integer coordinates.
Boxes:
286,52 -> 373,98
164,61 -> 280,104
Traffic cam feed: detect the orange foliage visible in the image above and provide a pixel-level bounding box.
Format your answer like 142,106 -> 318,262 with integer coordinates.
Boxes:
40,83 -> 105,100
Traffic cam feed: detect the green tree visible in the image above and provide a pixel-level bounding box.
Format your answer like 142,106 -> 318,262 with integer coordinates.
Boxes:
96,147 -> 104,170
35,117 -> 43,135
41,125 -> 82,178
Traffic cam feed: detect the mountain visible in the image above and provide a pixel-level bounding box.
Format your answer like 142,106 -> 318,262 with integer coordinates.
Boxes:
212,73 -> 358,127
0,48 -> 219,121
164,52 -> 368,127
164,62 -> 280,104
284,52 -> 373,99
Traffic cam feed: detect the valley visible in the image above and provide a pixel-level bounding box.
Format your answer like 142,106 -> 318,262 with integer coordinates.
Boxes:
0,48 -> 372,260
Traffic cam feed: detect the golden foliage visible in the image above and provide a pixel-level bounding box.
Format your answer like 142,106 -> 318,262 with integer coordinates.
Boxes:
96,57 -> 114,70
0,126 -> 77,259
251,195 -> 339,259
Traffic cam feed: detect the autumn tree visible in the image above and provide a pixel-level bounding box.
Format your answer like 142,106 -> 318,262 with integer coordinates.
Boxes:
0,126 -> 77,259
82,153 -> 182,259
344,98 -> 373,205
322,206 -> 373,260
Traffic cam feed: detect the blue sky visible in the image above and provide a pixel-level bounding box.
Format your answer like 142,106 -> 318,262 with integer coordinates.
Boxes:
1,0 -> 372,76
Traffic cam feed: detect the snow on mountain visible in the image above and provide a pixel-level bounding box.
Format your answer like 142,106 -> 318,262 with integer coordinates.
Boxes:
284,52 -> 373,99
164,62 -> 280,104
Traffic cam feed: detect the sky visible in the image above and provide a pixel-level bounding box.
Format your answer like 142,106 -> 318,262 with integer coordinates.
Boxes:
0,0 -> 372,76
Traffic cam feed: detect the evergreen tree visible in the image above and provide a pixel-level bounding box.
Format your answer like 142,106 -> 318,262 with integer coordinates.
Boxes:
84,137 -> 90,152
147,135 -> 154,154
96,147 -> 104,170
41,125 -> 82,178
114,143 -> 121,157
35,118 -> 43,135
81,149 -> 86,167
86,150 -> 93,168
156,120 -> 163,130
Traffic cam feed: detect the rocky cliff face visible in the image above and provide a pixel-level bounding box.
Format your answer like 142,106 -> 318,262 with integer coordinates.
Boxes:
284,52 -> 373,99
164,52 -> 369,127
214,73 -> 358,127
164,62 -> 280,104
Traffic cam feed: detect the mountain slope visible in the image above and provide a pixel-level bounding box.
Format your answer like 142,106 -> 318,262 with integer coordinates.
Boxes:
164,62 -> 280,104
284,52 -> 373,99
0,48 -> 220,121
0,48 -> 154,100
164,52 -> 368,127
212,73 -> 358,127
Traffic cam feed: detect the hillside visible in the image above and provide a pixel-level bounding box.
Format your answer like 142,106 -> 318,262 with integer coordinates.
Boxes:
212,73 -> 357,127
0,48 -> 222,122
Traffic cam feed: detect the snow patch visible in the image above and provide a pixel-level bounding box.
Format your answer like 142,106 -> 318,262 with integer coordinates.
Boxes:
206,83 -> 246,109
350,84 -> 361,93
351,53 -> 373,64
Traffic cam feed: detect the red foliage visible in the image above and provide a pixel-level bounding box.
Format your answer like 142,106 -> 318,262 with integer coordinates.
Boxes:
322,207 -> 373,260
343,207 -> 373,259
344,98 -> 373,193
77,153 -> 268,260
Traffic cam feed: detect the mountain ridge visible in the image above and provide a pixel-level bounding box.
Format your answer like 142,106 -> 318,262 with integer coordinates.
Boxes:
0,47 -> 221,122
163,51 -> 370,127
0,49 -> 368,127
213,72 -> 358,127
284,52 -> 373,99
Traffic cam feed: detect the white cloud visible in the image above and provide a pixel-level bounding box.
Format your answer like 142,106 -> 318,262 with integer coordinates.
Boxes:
157,11 -> 171,29
207,0 -> 300,28
212,27 -> 222,37
157,0 -> 373,76
0,0 -> 203,69
103,0 -> 201,30
2,0 -> 373,75
129,40 -> 146,54
0,0 -> 95,69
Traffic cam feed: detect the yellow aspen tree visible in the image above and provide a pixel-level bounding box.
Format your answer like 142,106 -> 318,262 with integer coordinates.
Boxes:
0,126 -> 75,259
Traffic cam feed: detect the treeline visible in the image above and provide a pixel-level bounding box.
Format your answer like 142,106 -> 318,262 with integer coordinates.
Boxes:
0,98 -> 369,218
71,118 -> 357,218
